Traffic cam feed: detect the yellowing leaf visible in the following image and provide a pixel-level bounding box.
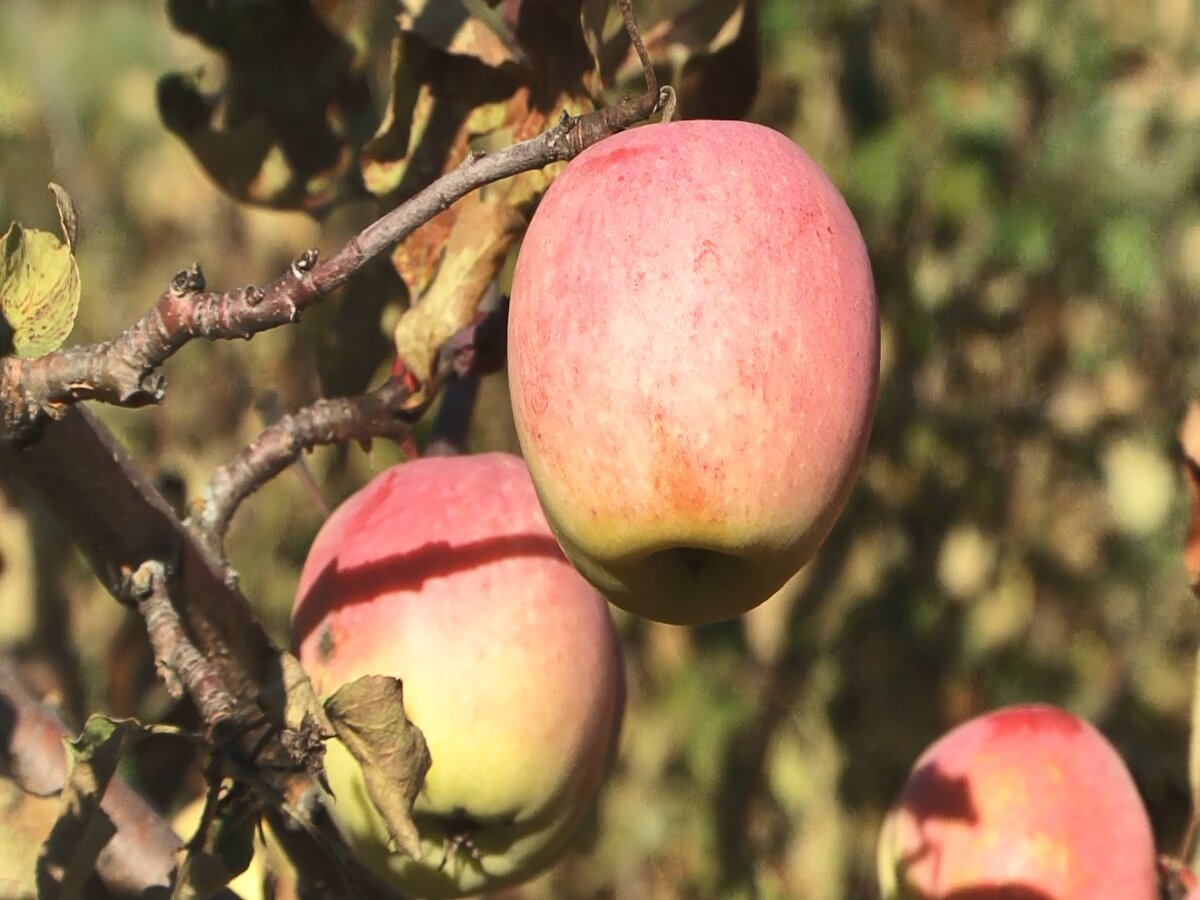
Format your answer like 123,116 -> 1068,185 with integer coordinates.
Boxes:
324,675 -> 430,860
0,222 -> 81,358
393,192 -> 524,382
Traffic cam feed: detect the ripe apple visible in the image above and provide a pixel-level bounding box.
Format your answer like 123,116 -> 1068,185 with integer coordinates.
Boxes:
292,453 -> 625,898
507,119 -> 879,625
877,704 -> 1158,899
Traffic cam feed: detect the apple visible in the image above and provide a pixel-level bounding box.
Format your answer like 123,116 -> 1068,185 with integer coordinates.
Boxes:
507,119 -> 879,625
292,453 -> 625,898
877,704 -> 1158,899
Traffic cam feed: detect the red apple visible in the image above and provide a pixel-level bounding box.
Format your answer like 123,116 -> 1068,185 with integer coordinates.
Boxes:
507,119 -> 879,625
878,704 -> 1158,899
292,453 -> 625,898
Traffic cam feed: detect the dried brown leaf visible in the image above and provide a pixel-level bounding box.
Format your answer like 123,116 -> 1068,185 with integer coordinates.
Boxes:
360,33 -> 521,198
324,675 -> 430,861
398,0 -> 523,69
47,184 -> 79,254
393,192 -> 525,382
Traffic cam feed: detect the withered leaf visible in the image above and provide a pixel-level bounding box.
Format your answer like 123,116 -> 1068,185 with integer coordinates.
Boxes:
393,192 -> 525,383
35,716 -> 143,900
398,0 -> 524,69
391,86 -> 590,382
324,675 -> 431,861
0,222 -> 81,359
581,0 -> 628,93
159,1 -> 377,213
360,32 -> 521,198
47,183 -> 79,254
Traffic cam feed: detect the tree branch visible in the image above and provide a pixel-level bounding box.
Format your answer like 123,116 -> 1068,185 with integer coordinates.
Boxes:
126,560 -> 239,731
0,94 -> 662,445
193,375 -> 424,558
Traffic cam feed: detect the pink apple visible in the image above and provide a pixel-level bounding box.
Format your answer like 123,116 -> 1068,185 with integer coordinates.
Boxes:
292,453 -> 625,898
507,119 -> 879,625
878,704 -> 1158,899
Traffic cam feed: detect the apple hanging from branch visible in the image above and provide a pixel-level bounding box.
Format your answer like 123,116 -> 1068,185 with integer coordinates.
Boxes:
507,119 -> 879,626
877,704 -> 1158,899
292,453 -> 625,898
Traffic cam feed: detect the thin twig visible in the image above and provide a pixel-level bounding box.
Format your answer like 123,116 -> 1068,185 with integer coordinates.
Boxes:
193,376 -> 425,558
123,559 -> 240,732
619,0 -> 657,97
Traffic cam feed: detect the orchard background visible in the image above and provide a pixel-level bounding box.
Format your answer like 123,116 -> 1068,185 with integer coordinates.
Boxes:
1,0 -> 1200,898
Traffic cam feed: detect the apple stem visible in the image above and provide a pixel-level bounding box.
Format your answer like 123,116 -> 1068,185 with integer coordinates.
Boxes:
619,0 -> 657,99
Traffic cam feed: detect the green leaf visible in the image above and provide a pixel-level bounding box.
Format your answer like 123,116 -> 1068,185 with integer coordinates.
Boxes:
0,222 -> 81,358
35,716 -> 143,900
324,675 -> 431,861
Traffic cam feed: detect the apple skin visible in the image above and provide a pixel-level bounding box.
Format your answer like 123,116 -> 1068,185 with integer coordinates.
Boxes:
292,453 -> 625,898
877,704 -> 1158,899
507,119 -> 879,626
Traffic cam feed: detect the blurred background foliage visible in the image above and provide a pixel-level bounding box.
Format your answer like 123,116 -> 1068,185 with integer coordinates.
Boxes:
1,0 -> 1200,898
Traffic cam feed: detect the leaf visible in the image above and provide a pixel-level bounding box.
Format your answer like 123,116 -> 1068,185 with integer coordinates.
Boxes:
0,222 -> 81,358
36,716 -> 143,900
172,784 -> 259,900
397,0 -> 524,69
581,0 -> 620,94
393,191 -> 525,383
360,32 -> 521,198
159,0 -> 378,213
614,0 -> 760,121
47,184 -> 79,254
324,675 -> 431,861
390,84 -> 589,381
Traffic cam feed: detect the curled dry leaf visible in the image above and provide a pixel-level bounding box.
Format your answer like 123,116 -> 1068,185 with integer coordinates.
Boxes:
324,675 -> 431,861
360,32 -> 520,199
47,183 -> 79,254
0,221 -> 81,358
397,0 -> 524,69
393,192 -> 525,383
36,715 -> 143,900
158,0 -> 376,213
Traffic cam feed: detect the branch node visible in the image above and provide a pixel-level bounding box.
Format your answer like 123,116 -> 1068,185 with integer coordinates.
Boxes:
292,249 -> 319,276
244,285 -> 266,307
170,264 -> 206,297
